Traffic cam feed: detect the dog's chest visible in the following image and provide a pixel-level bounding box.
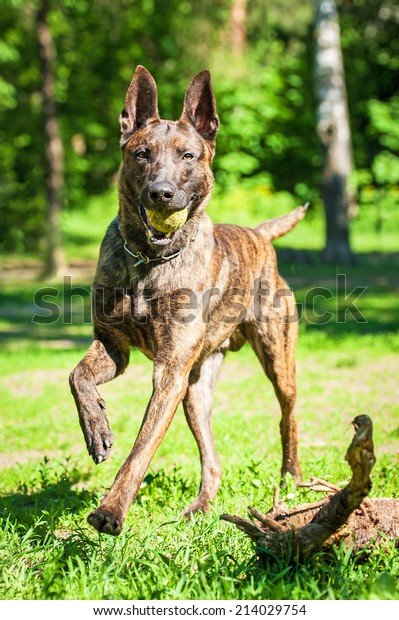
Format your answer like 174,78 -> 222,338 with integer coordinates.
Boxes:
127,260 -> 199,312
128,282 -> 151,322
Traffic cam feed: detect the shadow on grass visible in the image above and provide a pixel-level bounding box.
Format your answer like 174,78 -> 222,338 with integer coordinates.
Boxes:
0,251 -> 398,349
277,248 -> 399,275
279,250 -> 399,338
297,293 -> 399,337
0,328 -> 92,349
0,458 -> 94,534
0,464 -> 109,588
0,280 -> 93,349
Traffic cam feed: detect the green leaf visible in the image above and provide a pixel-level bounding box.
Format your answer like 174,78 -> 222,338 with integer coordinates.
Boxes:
370,573 -> 398,600
372,151 -> 399,185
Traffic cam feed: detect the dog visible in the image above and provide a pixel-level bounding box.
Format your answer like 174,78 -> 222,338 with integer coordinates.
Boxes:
70,65 -> 307,535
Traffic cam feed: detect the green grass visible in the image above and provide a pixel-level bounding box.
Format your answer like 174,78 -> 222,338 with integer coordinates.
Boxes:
1,187 -> 398,599
0,247 -> 398,599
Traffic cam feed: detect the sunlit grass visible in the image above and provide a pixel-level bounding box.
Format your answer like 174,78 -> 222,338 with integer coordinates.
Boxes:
1,189 -> 398,599
0,264 -> 398,599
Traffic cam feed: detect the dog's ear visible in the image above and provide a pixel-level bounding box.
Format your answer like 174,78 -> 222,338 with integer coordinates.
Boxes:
181,70 -> 220,145
119,65 -> 160,147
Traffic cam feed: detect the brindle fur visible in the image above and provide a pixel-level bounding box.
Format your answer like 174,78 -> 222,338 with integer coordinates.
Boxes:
70,66 -> 307,535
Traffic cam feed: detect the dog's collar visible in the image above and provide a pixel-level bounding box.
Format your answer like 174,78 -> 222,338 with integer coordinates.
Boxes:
117,220 -> 199,267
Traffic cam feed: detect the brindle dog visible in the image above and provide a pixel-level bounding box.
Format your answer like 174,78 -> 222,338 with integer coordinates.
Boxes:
70,66 -> 307,535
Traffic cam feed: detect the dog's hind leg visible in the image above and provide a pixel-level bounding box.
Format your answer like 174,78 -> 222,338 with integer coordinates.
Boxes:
246,288 -> 302,484
69,335 -> 130,464
182,351 -> 225,517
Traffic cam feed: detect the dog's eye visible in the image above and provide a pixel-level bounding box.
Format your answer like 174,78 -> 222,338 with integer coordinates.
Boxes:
136,151 -> 148,160
182,153 -> 194,161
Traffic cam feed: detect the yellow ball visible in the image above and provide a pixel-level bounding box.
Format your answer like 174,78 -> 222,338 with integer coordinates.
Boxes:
146,207 -> 188,233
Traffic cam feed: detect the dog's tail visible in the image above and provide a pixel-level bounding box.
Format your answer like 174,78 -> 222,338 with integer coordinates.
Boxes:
256,203 -> 309,241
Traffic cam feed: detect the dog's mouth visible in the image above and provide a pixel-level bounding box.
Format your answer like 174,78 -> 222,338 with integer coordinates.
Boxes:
138,205 -> 176,245
139,203 -> 191,246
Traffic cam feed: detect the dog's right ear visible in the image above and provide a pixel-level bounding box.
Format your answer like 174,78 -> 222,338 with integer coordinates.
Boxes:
119,66 -> 160,148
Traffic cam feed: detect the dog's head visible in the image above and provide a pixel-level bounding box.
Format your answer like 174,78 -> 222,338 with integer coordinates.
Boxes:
118,66 -> 219,248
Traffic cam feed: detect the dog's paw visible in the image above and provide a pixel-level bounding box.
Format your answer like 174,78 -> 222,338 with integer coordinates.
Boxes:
182,497 -> 210,519
280,466 -> 302,488
87,425 -> 115,464
87,505 -> 124,535
81,404 -> 115,464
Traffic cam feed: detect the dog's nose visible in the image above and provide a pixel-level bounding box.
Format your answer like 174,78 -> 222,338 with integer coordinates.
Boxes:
148,181 -> 175,204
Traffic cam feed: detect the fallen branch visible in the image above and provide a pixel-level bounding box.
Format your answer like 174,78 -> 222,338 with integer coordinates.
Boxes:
221,416 -> 399,561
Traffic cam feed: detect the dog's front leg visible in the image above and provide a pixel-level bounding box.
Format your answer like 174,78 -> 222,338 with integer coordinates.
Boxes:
70,337 -> 130,464
87,362 -> 191,535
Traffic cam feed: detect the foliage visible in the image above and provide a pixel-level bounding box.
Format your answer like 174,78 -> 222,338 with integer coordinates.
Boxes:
368,96 -> 399,185
337,0 -> 399,221
0,0 -> 397,254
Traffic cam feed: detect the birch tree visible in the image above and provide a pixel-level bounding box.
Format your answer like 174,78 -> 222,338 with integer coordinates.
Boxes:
37,0 -> 65,277
314,0 -> 355,264
229,0 -> 247,56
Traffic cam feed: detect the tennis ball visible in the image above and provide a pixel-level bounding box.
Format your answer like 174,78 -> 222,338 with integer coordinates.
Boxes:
146,207 -> 188,233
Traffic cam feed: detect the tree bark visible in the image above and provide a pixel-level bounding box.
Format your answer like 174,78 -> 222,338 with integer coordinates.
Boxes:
314,0 -> 356,264
229,0 -> 247,56
37,0 -> 65,278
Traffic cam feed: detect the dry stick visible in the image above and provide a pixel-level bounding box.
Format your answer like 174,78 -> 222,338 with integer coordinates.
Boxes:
292,415 -> 376,557
221,415 -> 399,561
249,507 -> 289,533
298,478 -> 341,493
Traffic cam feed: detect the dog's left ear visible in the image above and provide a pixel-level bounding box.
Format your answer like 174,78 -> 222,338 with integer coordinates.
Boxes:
119,65 -> 160,147
181,70 -> 220,146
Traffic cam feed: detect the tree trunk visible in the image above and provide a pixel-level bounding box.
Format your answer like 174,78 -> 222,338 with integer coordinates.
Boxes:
229,0 -> 247,56
37,0 -> 65,278
314,0 -> 355,264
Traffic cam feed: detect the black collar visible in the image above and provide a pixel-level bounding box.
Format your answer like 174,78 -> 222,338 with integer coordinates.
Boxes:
117,220 -> 199,267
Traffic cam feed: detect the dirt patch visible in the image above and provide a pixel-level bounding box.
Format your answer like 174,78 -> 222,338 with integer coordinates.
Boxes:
5,362 -> 152,401
0,449 -> 65,469
5,369 -> 68,398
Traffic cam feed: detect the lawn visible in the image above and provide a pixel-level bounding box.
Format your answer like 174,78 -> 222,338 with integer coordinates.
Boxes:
0,194 -> 398,600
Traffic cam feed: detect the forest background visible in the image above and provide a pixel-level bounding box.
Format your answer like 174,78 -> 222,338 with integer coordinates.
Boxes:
1,0 -> 398,266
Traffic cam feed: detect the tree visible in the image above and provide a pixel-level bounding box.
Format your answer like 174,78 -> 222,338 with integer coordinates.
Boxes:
36,0 -> 65,277
229,0 -> 247,56
1,0 -> 396,259
314,0 -> 355,264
